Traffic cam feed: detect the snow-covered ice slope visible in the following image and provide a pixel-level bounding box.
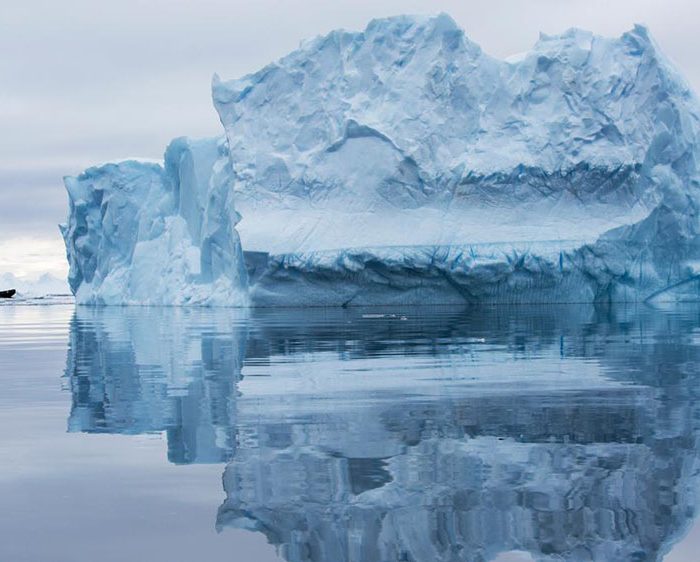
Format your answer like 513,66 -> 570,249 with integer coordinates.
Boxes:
212,14 -> 700,306
61,137 -> 248,306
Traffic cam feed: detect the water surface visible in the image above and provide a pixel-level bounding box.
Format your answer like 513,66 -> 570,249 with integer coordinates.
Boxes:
2,303 -> 700,561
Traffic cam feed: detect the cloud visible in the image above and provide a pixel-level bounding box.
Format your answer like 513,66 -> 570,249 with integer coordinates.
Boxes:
0,237 -> 68,280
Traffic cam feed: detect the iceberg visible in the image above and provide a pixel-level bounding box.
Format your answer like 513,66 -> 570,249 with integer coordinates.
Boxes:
61,137 -> 248,305
63,14 -> 700,306
0,272 -> 69,299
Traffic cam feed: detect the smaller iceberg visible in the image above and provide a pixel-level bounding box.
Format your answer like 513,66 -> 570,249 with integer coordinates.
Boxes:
61,137 -> 248,306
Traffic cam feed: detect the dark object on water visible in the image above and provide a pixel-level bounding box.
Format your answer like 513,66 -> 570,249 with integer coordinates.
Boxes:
0,289 -> 16,298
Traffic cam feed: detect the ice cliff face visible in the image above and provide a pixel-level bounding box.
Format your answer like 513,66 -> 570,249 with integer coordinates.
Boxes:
61,138 -> 248,305
64,14 -> 700,305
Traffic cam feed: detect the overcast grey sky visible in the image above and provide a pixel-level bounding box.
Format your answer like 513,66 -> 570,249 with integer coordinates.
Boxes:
2,0 -> 700,278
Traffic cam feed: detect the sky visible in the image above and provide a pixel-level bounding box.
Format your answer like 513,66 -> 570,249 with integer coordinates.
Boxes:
2,0 -> 700,281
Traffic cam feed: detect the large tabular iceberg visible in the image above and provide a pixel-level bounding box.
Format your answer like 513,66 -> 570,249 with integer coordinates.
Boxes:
63,14 -> 700,306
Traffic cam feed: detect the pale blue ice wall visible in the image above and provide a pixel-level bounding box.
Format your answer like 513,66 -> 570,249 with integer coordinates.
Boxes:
61,137 -> 248,305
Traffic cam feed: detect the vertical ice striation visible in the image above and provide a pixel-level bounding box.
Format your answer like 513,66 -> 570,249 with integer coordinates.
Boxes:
61,137 -> 248,306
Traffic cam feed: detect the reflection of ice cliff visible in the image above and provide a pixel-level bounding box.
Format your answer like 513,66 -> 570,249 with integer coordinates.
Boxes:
65,305 -> 700,560
220,307 -> 700,562
65,307 -> 246,463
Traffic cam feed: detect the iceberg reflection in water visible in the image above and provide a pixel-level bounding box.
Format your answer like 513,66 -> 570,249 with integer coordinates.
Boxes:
65,304 -> 700,561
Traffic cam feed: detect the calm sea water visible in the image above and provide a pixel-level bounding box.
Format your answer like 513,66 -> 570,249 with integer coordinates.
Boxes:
2,302 -> 700,562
